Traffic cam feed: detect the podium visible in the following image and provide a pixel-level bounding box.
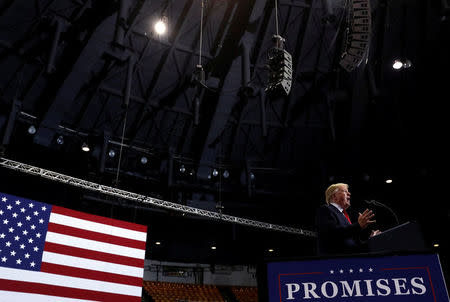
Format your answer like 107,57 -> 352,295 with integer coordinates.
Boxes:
367,221 -> 427,252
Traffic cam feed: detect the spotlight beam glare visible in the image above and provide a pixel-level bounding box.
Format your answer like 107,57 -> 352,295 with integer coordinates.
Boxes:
154,19 -> 167,35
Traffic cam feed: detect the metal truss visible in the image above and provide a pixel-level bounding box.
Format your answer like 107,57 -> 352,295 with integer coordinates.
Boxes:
0,157 -> 316,237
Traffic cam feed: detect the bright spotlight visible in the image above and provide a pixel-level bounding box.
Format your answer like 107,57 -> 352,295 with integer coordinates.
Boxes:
393,60 -> 403,70
154,17 -> 167,35
81,143 -> 90,152
140,156 -> 148,164
108,149 -> 116,158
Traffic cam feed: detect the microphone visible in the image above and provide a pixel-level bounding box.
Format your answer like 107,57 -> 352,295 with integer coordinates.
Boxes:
364,200 -> 400,226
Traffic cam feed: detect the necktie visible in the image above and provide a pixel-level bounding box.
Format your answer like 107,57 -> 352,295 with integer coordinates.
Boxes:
343,209 -> 351,224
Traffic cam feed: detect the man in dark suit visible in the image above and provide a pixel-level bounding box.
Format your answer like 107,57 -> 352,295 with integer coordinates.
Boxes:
315,183 -> 380,255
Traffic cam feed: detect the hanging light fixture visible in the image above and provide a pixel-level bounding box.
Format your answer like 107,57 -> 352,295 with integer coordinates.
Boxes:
153,16 -> 168,35
81,143 -> 90,152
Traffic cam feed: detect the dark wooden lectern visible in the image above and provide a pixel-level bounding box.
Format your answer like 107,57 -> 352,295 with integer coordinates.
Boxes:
367,221 -> 427,252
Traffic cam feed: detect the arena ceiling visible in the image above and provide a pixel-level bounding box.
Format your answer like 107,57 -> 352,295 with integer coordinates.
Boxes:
0,0 -> 449,266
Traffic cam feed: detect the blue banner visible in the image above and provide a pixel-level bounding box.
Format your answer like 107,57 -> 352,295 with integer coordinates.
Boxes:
267,254 -> 449,302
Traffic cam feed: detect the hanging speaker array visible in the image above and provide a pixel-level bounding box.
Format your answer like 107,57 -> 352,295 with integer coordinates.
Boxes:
339,0 -> 371,72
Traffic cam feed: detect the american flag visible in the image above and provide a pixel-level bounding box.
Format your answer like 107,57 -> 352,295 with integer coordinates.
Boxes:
0,192 -> 147,302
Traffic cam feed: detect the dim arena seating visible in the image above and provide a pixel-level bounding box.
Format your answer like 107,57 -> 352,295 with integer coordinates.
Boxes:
230,286 -> 258,302
143,281 -> 225,302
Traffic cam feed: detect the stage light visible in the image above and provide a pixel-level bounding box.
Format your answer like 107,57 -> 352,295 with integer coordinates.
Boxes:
154,17 -> 168,35
393,60 -> 403,70
223,170 -> 229,178
155,241 -> 161,245
179,165 -> 186,173
211,246 -> 217,250
108,149 -> 115,158
189,168 -> 195,176
249,172 -> 255,181
27,125 -> 36,135
212,169 -> 219,177
81,143 -> 90,152
393,59 -> 412,70
385,179 -> 393,184
56,135 -> 64,145
433,243 -> 439,248
140,156 -> 148,164
268,249 -> 274,252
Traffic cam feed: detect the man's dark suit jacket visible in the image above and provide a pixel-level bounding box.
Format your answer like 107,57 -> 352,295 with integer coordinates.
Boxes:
315,204 -> 363,255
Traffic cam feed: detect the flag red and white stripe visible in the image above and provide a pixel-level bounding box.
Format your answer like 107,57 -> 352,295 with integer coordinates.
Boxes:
0,200 -> 147,302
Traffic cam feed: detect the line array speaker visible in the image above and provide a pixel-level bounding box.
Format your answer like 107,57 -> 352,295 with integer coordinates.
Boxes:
339,0 -> 371,72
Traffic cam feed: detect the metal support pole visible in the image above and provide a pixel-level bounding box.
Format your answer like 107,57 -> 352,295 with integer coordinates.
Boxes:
241,43 -> 251,89
1,99 -> 21,146
114,0 -> 131,46
47,17 -> 64,74
260,89 -> 267,137
124,55 -> 135,106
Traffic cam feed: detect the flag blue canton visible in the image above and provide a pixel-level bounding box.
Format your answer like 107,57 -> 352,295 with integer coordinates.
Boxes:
0,194 -> 52,271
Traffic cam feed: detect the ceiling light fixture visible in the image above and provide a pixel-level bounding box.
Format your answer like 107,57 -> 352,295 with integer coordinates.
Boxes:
153,16 -> 168,35
56,135 -> 64,145
393,59 -> 412,70
27,125 -> 37,135
81,143 -> 90,152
